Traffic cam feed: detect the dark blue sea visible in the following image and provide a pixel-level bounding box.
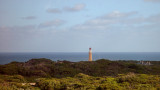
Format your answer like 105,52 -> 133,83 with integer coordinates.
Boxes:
0,52 -> 160,64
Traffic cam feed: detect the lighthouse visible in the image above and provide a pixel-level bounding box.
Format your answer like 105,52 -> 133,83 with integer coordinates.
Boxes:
88,48 -> 92,61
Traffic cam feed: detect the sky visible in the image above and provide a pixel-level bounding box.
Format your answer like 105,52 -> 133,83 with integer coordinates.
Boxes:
0,0 -> 160,52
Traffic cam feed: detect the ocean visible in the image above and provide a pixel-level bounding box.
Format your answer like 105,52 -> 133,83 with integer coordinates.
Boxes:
0,52 -> 160,64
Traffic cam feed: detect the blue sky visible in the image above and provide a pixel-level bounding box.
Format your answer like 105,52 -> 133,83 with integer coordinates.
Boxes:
0,0 -> 160,52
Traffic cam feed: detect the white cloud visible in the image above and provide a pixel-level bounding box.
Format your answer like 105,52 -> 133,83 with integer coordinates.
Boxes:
69,11 -> 160,52
102,11 -> 137,19
147,13 -> 160,22
0,25 -> 36,32
72,11 -> 160,31
22,16 -> 36,20
46,3 -> 86,14
64,3 -> 85,12
39,19 -> 65,28
144,0 -> 160,2
46,8 -> 61,13
1,10 -> 160,52
72,11 -> 139,30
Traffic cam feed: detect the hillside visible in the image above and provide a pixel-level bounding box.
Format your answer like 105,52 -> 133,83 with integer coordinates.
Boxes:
0,58 -> 160,78
1,58 -> 160,89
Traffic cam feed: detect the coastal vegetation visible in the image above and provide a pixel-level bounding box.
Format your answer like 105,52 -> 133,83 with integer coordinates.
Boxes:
0,58 -> 160,89
0,58 -> 160,78
1,73 -> 160,89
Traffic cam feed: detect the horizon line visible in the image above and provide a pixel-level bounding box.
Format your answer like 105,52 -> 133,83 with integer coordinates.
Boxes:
0,52 -> 160,53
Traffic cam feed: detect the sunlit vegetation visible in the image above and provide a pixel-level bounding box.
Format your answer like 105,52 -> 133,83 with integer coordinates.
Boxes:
1,73 -> 160,90
0,58 -> 160,89
0,74 -> 40,90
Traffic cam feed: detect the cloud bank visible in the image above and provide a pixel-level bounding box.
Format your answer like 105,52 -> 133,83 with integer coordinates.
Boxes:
64,3 -> 85,12
144,0 -> 160,2
22,16 -> 36,20
72,11 -> 160,31
39,19 -> 65,28
46,3 -> 85,14
46,8 -> 61,13
0,11 -> 160,52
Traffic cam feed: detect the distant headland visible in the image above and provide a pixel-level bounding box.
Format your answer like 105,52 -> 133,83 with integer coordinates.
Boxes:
0,58 -> 160,78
